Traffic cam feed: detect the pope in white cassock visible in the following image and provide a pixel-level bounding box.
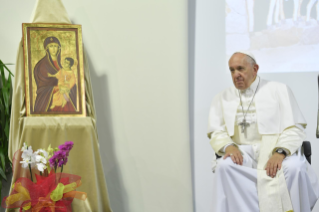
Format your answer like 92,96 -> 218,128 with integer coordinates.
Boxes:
208,52 -> 319,212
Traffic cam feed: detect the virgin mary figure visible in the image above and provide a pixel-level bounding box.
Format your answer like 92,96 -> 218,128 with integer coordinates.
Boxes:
33,36 -> 77,113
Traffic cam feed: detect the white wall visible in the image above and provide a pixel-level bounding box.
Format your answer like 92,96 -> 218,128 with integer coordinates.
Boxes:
0,1 -> 193,212
194,0 -> 319,212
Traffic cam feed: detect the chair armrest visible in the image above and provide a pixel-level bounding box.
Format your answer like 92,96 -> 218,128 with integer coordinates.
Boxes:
302,141 -> 311,164
303,141 -> 311,157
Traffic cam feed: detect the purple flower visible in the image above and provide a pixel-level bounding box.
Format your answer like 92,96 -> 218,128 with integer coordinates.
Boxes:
63,158 -> 68,165
55,150 -> 64,160
58,144 -> 67,151
58,160 -> 64,167
49,141 -> 74,170
49,155 -> 57,168
66,142 -> 74,151
59,141 -> 74,152
52,150 -> 68,167
61,151 -> 67,158
65,141 -> 74,147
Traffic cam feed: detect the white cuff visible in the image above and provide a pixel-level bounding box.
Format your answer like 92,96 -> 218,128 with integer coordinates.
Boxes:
221,143 -> 234,153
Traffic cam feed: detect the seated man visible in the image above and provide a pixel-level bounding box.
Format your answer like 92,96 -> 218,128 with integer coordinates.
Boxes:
207,52 -> 319,212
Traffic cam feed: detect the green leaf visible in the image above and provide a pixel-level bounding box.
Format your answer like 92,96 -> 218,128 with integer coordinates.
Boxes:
4,121 -> 9,141
2,83 -> 10,114
7,74 -> 12,107
0,150 -> 5,171
0,98 -> 5,135
6,161 -> 12,174
0,62 -> 5,87
0,59 -> 13,192
1,61 -> 14,77
0,167 -> 7,181
0,178 -> 2,202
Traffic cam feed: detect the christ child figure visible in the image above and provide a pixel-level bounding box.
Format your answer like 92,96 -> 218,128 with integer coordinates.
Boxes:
48,57 -> 76,109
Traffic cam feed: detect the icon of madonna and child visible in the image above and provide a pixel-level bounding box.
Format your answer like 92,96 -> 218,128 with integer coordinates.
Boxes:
33,36 -> 78,113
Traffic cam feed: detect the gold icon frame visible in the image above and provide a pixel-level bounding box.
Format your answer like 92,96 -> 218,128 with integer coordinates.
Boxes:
23,23 -> 86,117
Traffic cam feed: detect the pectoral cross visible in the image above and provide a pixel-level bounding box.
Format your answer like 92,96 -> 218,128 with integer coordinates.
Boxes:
239,119 -> 250,133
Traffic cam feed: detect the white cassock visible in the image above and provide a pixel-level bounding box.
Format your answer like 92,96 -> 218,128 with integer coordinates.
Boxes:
208,77 -> 319,212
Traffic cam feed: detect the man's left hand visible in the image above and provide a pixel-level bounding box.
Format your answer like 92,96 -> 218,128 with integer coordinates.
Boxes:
265,153 -> 285,178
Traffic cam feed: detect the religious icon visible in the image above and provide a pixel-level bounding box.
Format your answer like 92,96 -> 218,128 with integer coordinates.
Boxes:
22,23 -> 86,117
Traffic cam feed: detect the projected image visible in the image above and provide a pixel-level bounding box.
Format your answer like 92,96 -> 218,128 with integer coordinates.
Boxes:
226,0 -> 319,73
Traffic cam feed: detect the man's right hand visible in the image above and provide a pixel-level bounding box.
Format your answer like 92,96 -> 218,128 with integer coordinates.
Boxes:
223,145 -> 243,165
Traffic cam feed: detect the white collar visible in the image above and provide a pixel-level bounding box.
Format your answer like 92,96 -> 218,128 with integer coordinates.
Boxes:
239,76 -> 259,95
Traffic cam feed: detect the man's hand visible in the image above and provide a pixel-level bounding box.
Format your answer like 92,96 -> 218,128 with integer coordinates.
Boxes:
265,153 -> 285,178
223,145 -> 243,165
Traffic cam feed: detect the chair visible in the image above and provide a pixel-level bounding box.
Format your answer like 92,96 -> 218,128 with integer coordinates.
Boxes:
303,141 -> 311,164
215,141 -> 311,164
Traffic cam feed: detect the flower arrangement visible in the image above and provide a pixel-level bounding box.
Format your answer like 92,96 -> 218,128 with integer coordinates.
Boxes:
1,141 -> 87,211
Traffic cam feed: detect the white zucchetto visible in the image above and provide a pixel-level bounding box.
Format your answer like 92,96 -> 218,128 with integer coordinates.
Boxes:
234,51 -> 256,62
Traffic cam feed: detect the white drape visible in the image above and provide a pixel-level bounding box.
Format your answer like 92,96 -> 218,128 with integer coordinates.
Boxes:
212,145 -> 319,212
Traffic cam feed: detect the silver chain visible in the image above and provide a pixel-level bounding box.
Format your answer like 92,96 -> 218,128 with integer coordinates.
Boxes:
238,76 -> 260,121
